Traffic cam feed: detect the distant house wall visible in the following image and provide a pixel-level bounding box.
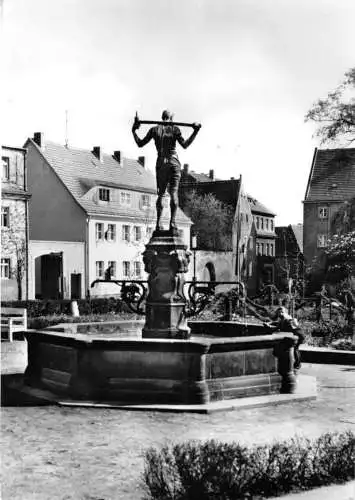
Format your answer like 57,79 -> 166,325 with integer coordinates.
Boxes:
29,240 -> 85,299
1,146 -> 29,300
89,216 -> 191,297
187,250 -> 234,283
26,143 -> 86,242
303,201 -> 342,269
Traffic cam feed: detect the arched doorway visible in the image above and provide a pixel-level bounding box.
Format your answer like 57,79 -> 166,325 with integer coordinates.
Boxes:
202,262 -> 216,282
35,252 -> 63,299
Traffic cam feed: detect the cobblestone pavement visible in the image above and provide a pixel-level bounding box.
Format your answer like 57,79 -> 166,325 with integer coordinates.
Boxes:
2,363 -> 355,500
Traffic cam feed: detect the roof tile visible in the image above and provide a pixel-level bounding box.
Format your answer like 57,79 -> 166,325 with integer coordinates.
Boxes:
305,148 -> 355,202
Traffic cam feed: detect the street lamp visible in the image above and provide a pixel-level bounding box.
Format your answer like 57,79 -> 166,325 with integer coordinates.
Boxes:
191,233 -> 197,282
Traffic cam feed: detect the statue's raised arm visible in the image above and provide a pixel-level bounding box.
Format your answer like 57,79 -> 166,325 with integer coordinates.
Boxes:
131,110 -> 201,235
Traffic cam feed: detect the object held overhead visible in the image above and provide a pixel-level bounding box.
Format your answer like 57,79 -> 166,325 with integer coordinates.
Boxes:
134,112 -> 198,129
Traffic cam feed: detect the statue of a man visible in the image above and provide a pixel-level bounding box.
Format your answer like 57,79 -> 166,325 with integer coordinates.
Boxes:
132,110 -> 201,234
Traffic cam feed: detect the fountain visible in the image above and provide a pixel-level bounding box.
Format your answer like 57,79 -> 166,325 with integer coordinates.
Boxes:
15,112 -> 316,410
20,230 -> 316,410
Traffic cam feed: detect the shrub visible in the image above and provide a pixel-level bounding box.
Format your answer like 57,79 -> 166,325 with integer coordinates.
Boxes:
28,312 -> 139,330
1,297 -> 129,317
143,431 -> 355,499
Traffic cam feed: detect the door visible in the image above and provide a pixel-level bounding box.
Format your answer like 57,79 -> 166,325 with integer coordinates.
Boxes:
41,253 -> 63,299
71,273 -> 82,299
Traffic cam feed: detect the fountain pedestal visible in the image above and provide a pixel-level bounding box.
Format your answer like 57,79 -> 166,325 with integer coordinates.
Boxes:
142,231 -> 191,339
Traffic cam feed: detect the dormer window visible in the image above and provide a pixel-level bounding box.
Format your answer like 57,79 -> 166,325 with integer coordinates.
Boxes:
99,188 -> 110,202
2,157 -> 10,181
121,192 -> 131,206
318,206 -> 328,219
141,194 -> 151,208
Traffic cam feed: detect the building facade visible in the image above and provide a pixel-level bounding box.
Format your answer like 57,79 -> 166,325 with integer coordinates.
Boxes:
25,133 -> 192,299
275,224 -> 304,292
1,146 -> 31,300
248,197 -> 276,294
303,148 -> 355,273
179,166 -> 276,295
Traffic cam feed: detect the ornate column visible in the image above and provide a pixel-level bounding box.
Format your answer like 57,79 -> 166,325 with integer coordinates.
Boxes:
142,231 -> 191,339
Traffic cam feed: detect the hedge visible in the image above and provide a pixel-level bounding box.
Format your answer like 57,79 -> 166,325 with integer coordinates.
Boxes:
143,431 -> 355,499
0,297 -> 129,317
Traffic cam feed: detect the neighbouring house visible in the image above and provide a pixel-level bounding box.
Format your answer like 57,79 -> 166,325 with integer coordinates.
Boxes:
275,224 -> 304,292
248,197 -> 277,294
179,166 -> 275,295
25,133 -> 192,300
303,148 -> 355,277
1,146 -> 31,301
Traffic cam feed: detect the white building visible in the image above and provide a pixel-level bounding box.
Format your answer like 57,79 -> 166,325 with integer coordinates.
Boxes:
25,133 -> 192,299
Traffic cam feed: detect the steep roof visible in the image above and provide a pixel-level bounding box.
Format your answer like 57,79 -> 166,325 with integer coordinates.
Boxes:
304,148 -> 355,202
291,224 -> 303,253
247,196 -> 276,216
26,139 -> 190,223
180,176 -> 241,209
275,224 -> 303,255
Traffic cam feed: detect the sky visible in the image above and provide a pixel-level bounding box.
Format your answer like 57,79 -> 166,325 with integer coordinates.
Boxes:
1,0 -> 354,225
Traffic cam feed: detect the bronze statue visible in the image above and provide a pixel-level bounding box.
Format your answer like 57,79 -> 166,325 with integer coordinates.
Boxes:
132,110 -> 201,234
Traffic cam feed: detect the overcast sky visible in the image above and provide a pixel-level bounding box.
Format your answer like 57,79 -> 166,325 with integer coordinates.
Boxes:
2,0 -> 354,224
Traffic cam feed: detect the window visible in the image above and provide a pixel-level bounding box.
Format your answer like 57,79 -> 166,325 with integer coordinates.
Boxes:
270,244 -> 274,257
122,225 -> 130,242
146,226 -> 153,238
317,234 -> 328,248
141,194 -> 151,208
134,261 -> 141,277
1,258 -> 11,279
2,157 -> 10,180
121,192 -> 131,205
270,220 -> 274,231
123,261 -> 130,277
260,243 -> 264,255
1,206 -> 9,227
96,261 -> 104,278
106,224 -> 116,241
95,222 -> 104,240
266,243 -> 270,256
99,188 -> 110,202
265,219 -> 269,230
261,218 -> 264,230
256,217 -> 260,230
318,206 -> 329,219
248,261 -> 253,277
248,237 -> 253,250
134,226 -> 142,242
107,261 -> 116,277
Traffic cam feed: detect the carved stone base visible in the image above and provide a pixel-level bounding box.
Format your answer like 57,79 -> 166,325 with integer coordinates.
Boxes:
142,232 -> 191,339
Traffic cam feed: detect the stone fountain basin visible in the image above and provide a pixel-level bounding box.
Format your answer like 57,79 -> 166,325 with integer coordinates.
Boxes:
189,320 -> 267,337
24,322 -> 297,405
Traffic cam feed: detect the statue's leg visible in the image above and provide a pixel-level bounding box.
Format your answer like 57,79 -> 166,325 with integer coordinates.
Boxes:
156,163 -> 169,231
156,195 -> 164,231
169,164 -> 181,231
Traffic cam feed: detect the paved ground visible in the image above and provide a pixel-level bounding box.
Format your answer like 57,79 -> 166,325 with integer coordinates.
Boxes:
2,363 -> 355,499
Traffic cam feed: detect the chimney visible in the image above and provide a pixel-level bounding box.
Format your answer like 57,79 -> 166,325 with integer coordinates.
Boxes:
183,163 -> 189,174
209,169 -> 214,180
230,177 -> 235,180
138,156 -> 145,167
33,132 -> 44,148
113,150 -> 121,163
92,146 -> 102,162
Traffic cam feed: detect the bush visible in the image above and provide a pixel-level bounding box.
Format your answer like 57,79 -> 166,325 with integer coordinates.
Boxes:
27,312 -> 138,329
1,297 -> 129,317
143,431 -> 355,499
